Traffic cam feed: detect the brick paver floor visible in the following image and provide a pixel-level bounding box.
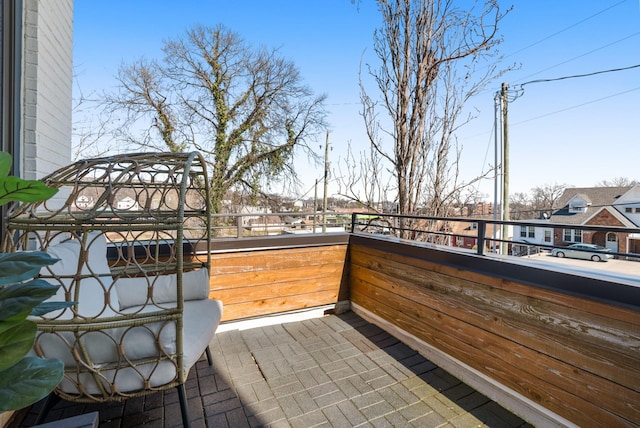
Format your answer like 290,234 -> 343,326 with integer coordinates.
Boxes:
12,312 -> 532,427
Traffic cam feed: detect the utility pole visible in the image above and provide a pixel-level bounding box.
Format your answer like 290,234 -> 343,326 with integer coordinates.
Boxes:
501,82 -> 510,255
322,131 -> 330,233
493,91 -> 500,252
313,179 -> 318,233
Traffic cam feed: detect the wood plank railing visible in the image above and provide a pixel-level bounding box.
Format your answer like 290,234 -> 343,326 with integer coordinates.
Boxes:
208,234 -> 350,322
349,234 -> 640,427
202,232 -> 639,426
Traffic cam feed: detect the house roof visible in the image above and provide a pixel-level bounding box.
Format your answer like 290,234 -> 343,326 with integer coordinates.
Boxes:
550,186 -> 633,226
569,193 -> 592,205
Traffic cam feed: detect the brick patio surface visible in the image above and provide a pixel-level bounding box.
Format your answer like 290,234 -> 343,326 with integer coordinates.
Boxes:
12,312 -> 533,427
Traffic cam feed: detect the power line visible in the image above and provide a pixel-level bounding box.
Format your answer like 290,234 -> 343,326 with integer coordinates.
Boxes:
519,63 -> 640,87
462,62 -> 639,139
512,86 -> 640,126
503,0 -> 630,60
512,32 -> 640,85
497,63 -> 640,125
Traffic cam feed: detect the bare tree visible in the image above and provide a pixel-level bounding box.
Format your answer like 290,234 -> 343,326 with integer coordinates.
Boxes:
344,0 -> 504,237
72,70 -> 116,160
346,0 -> 510,238
509,192 -> 531,220
452,187 -> 488,217
531,183 -> 566,215
337,141 -> 393,211
596,177 -> 638,187
102,25 -> 327,214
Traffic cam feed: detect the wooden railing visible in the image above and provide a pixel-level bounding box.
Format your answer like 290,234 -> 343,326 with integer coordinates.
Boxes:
208,234 -> 350,322
349,234 -> 639,427
205,231 -> 639,427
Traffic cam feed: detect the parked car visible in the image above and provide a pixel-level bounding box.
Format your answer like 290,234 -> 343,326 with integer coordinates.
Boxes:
551,243 -> 613,262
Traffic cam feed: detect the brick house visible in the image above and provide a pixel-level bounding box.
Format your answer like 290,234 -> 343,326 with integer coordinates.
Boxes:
549,185 -> 640,255
447,220 -> 509,252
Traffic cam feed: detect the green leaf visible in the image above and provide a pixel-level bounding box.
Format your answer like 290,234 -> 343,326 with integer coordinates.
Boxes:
0,280 -> 60,322
0,357 -> 63,412
31,300 -> 75,317
0,251 -> 60,286
0,152 -> 11,177
0,176 -> 58,205
0,319 -> 36,372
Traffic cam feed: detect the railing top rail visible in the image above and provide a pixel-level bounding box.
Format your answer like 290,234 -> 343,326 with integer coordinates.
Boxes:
350,212 -> 640,234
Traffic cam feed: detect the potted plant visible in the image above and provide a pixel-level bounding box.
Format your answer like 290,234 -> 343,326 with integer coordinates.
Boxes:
0,151 -> 71,412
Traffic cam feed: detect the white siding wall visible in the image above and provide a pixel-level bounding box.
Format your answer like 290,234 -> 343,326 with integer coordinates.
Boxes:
614,185 -> 640,227
21,0 -> 73,180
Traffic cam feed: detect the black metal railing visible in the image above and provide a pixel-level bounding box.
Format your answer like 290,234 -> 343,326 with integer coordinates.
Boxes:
205,210 -> 639,264
350,212 -> 640,262
210,212 -> 350,238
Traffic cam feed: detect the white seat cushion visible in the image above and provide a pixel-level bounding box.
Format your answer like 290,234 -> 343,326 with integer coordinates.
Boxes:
51,298 -> 223,395
41,232 -> 115,318
115,268 -> 210,309
35,231 -> 224,396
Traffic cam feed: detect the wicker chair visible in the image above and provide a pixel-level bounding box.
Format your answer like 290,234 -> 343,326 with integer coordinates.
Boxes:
2,152 -> 222,427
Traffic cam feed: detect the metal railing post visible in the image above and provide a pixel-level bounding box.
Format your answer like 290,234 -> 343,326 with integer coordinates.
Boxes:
477,221 -> 486,255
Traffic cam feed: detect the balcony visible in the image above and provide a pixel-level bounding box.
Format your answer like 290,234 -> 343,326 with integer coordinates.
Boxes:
6,216 -> 640,427
13,310 -> 531,428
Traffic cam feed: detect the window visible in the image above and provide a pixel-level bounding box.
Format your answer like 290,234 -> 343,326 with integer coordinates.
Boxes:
520,226 -> 534,238
563,228 -> 582,243
636,208 -> 640,213
544,230 -> 552,243
569,202 -> 587,213
575,229 -> 582,243
626,207 -> 633,213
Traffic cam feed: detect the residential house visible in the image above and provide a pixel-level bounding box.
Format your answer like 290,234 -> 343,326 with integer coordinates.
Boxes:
115,196 -> 139,211
512,218 -> 554,254
443,219 -> 513,252
549,185 -> 640,255
74,194 -> 94,209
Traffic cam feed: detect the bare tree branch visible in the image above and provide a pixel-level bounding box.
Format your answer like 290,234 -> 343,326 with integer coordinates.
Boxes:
100,25 -> 327,214
347,0 -> 511,238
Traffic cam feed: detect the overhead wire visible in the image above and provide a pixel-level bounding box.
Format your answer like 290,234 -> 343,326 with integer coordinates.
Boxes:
518,63 -> 640,87
502,0 -> 630,61
511,85 -> 640,126
472,0 -> 634,97
472,1 -> 639,198
473,0 -> 637,183
511,32 -> 640,85
502,62 -> 640,126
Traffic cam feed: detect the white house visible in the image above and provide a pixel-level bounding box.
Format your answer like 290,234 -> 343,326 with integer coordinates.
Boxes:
116,196 -> 139,210
613,184 -> 640,227
513,218 -> 554,249
75,194 -> 94,209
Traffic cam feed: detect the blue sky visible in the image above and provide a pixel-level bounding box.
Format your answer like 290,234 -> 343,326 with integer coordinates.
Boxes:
73,1 -> 640,201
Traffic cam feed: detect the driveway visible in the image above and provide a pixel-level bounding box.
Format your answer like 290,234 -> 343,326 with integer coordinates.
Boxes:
521,252 -> 640,286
